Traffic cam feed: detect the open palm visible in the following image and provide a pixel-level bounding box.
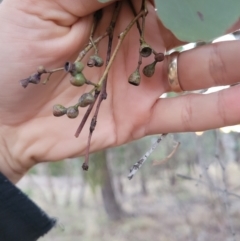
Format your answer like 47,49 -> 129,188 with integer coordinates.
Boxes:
0,0 -> 240,182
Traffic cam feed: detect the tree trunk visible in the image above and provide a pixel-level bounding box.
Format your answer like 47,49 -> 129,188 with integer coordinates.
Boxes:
140,170 -> 148,196
99,150 -> 124,221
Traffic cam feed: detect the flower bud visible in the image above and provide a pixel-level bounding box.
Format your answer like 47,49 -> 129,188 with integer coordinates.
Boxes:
53,104 -> 67,117
78,93 -> 95,107
139,42 -> 152,58
128,68 -> 141,86
70,73 -> 86,86
143,61 -> 157,77
67,106 -> 79,119
87,55 -> 104,67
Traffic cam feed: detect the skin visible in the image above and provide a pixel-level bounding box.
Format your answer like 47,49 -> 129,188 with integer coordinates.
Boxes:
0,0 -> 239,183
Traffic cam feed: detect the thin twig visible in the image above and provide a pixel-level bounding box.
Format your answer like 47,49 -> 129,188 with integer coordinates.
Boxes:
74,91 -> 100,138
76,32 -> 109,62
82,2 -> 122,170
127,0 -> 142,35
97,9 -> 145,89
82,85 -> 105,170
152,142 -> 180,166
90,9 -> 103,54
177,174 -> 240,200
75,2 -> 122,138
214,130 -> 236,240
128,134 -> 168,180
42,67 -> 64,84
141,0 -> 146,39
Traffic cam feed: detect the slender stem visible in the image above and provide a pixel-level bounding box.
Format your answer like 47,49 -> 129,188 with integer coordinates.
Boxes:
90,9 -> 103,55
177,174 -> 240,199
74,91 -> 100,138
127,0 -> 142,36
42,67 -> 65,84
141,0 -> 146,39
128,134 -> 168,180
128,0 -> 158,56
137,53 -> 142,71
76,32 -> 109,62
82,2 -> 122,170
75,2 -> 122,139
85,79 -> 98,87
47,67 -> 64,73
76,5 -> 120,63
97,9 -> 145,89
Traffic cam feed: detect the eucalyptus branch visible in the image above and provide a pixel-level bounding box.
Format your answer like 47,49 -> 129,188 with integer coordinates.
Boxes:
76,32 -> 109,62
97,9 -> 145,89
127,0 -> 142,36
82,81 -> 106,170
74,2 -> 122,139
74,91 -> 100,138
82,2 -> 121,170
19,66 -> 64,88
19,0 -> 168,176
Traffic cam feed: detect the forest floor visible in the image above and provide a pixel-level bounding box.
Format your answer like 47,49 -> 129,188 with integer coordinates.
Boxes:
18,162 -> 240,241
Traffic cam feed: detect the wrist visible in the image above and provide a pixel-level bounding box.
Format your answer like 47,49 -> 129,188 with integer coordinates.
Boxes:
0,126 -> 26,183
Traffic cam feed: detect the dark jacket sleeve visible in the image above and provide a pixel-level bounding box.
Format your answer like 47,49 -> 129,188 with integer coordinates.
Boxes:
0,172 -> 56,241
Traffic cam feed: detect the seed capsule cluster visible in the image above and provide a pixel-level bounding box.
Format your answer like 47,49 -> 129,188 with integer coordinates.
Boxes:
128,41 -> 164,86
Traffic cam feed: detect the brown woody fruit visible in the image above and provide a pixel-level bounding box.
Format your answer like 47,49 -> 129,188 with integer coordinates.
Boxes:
67,106 -> 79,119
139,42 -> 152,58
64,61 -> 84,76
128,68 -> 141,86
53,104 -> 67,117
87,55 -> 104,67
78,93 -> 95,107
143,61 -> 157,77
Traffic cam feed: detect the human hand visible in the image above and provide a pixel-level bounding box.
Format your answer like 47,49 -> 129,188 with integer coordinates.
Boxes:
0,0 -> 239,183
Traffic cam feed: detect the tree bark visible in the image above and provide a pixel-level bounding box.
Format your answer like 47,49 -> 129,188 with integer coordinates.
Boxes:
99,150 -> 124,221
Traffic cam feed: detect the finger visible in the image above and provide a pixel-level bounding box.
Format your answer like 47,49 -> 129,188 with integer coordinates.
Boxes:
175,40 -> 240,91
4,0 -> 117,25
56,0 -> 117,17
146,85 -> 240,134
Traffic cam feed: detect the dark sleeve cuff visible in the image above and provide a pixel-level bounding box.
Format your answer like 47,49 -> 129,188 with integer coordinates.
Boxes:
0,172 -> 56,241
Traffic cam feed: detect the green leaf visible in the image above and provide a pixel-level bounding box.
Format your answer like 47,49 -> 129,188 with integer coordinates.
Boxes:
155,0 -> 240,42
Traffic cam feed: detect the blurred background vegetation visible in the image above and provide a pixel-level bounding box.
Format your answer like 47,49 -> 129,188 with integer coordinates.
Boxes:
17,128 -> 240,241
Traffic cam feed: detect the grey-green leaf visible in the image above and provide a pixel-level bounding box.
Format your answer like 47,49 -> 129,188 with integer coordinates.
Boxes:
155,0 -> 240,42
